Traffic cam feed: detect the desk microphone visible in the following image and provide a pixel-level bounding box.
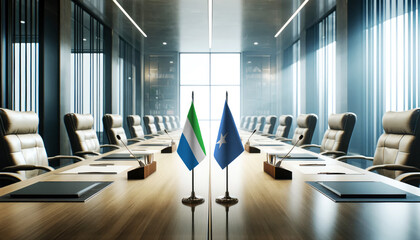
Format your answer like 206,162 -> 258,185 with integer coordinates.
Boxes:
164,129 -> 174,144
275,135 -> 303,167
117,135 -> 145,167
246,129 -> 257,144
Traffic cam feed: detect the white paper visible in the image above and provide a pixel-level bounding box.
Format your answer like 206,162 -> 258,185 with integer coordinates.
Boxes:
59,165 -> 133,174
297,165 -> 362,175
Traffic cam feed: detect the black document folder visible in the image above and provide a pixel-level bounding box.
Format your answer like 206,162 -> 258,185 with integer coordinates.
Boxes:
0,181 -> 113,202
10,181 -> 101,198
318,181 -> 407,198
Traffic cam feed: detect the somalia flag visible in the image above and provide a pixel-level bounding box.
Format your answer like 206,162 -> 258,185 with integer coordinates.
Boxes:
177,102 -> 206,170
214,100 -> 244,169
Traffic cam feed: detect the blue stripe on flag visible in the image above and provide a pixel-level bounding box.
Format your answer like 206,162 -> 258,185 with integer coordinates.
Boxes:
177,134 -> 199,171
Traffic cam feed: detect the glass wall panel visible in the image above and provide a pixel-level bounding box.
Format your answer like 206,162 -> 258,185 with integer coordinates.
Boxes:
70,1 -> 106,140
316,11 -> 336,143
364,0 -> 419,155
119,38 -> 140,132
6,0 -> 39,112
180,53 -> 241,149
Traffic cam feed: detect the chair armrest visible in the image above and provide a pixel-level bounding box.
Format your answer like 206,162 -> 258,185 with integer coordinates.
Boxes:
48,155 -> 84,165
395,172 -> 420,183
300,144 -> 321,149
335,155 -> 374,162
0,172 -> 24,184
2,165 -> 54,173
366,164 -> 420,173
277,137 -> 291,142
100,144 -> 121,150
74,150 -> 101,158
319,150 -> 347,158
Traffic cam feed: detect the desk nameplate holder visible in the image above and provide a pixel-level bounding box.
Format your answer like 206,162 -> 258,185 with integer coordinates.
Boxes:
244,142 -> 260,153
127,154 -> 157,179
161,141 -> 177,154
263,154 -> 292,180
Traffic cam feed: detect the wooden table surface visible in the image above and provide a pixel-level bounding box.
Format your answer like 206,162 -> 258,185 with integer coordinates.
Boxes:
0,132 -> 419,239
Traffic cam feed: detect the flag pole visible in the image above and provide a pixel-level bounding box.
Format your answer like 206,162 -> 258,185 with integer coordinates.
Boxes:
216,91 -> 238,205
182,91 -> 204,205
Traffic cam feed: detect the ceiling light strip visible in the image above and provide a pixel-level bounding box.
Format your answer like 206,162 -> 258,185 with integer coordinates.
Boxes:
274,0 -> 309,38
208,0 -> 213,49
112,0 -> 147,37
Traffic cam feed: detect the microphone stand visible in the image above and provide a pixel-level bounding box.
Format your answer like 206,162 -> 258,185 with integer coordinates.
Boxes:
274,135 -> 303,167
263,135 -> 303,180
118,135 -> 157,179
117,135 -> 145,167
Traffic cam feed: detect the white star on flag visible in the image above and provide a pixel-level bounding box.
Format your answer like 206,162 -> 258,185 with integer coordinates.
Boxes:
217,132 -> 228,148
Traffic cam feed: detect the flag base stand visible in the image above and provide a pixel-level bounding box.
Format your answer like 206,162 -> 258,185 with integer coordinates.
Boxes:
216,192 -> 238,205
182,192 -> 205,205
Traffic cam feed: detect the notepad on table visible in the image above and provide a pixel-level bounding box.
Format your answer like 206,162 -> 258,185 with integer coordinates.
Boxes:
277,152 -> 318,159
318,181 -> 407,198
59,165 -> 132,174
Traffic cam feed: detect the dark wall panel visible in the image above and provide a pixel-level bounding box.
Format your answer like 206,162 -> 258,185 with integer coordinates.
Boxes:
39,0 -> 60,156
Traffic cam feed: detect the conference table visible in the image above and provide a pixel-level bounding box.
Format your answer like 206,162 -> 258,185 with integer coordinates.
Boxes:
0,130 -> 419,239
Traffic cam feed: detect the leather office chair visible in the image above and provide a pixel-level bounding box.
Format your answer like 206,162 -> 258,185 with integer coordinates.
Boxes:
240,116 -> 246,129
175,116 -> 180,129
103,114 -> 141,147
273,115 -> 293,139
154,116 -> 165,132
261,116 -> 277,134
0,108 -> 83,186
170,116 -> 177,130
64,113 -> 120,158
337,109 -> 420,179
127,115 -> 148,139
163,116 -> 172,131
248,116 -> 257,131
255,116 -> 266,132
243,116 -> 251,130
301,112 -> 356,158
143,115 -> 159,135
281,114 -> 317,146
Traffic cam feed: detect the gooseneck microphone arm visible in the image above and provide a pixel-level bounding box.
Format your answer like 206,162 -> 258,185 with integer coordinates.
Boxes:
164,129 -> 174,143
246,129 -> 257,144
117,135 -> 145,167
275,135 -> 303,167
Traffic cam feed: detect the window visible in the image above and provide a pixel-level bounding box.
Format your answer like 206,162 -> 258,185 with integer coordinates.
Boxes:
316,11 -> 336,141
119,38 -> 140,131
6,0 -> 39,112
180,53 -> 241,149
70,2 -> 105,138
365,0 -> 419,153
282,40 -> 301,125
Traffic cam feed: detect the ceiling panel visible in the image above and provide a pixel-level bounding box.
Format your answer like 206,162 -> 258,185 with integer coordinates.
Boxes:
76,0 -> 336,53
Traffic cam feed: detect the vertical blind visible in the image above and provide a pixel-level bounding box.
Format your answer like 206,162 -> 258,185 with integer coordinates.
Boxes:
7,0 -> 39,112
365,0 -> 419,154
70,1 -> 105,136
282,40 -> 301,126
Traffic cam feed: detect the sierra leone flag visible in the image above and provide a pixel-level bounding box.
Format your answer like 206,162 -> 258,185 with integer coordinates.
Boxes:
177,102 -> 206,170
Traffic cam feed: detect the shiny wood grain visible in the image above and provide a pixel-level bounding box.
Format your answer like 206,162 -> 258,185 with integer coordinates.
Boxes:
212,133 -> 420,240
0,133 -> 209,239
0,132 -> 419,239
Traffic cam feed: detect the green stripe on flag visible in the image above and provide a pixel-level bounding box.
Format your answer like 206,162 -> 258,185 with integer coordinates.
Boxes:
187,103 -> 206,155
